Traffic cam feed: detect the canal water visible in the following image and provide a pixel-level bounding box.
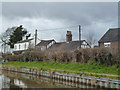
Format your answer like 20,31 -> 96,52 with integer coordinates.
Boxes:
0,70 -> 98,89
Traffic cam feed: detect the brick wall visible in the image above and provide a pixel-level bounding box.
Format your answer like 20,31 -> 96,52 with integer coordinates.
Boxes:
98,42 -> 104,47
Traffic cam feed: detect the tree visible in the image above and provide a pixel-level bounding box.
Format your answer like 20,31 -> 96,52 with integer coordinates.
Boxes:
0,27 -> 15,53
8,25 -> 27,48
86,31 -> 97,47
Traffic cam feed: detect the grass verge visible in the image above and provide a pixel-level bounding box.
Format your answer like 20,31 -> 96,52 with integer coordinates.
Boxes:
2,61 -> 120,79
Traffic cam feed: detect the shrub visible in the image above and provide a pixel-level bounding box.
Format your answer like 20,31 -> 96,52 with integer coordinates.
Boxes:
21,50 -> 45,62
3,47 -> 119,66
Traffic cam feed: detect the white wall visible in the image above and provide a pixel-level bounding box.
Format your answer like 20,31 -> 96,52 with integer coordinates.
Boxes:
81,41 -> 90,48
14,42 -> 29,51
14,38 -> 40,51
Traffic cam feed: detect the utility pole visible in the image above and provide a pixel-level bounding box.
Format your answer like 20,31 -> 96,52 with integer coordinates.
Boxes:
35,29 -> 37,47
78,25 -> 81,48
3,44 -> 7,53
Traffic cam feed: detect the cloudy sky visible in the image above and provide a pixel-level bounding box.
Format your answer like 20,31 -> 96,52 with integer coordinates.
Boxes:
0,2 -> 118,44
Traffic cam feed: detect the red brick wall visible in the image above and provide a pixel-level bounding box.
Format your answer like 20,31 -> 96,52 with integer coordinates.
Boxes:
111,42 -> 119,48
98,42 -> 104,47
99,42 -> 120,52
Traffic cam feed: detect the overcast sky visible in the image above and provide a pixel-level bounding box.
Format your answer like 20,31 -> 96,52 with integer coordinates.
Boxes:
0,2 -> 118,43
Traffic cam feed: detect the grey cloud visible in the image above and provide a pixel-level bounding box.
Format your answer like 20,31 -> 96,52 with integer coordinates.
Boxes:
1,2 -> 118,44
2,2 -> 118,25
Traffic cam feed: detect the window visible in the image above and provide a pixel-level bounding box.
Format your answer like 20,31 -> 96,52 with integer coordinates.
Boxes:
25,43 -> 26,49
19,44 -> 21,50
104,42 -> 111,47
14,45 -> 17,50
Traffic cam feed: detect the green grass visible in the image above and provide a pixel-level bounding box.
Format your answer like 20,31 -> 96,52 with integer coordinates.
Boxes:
3,61 -> 120,75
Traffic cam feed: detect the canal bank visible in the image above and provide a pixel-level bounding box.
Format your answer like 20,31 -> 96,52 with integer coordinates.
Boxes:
1,70 -> 96,88
1,65 -> 120,89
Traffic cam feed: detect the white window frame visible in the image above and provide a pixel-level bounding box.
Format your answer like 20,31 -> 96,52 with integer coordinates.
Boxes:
104,42 -> 111,47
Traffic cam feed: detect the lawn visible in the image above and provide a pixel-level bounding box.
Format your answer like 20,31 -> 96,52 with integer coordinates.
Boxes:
2,61 -> 120,76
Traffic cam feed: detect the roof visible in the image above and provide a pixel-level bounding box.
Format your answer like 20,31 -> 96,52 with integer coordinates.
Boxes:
36,39 -> 55,46
99,28 -> 120,43
49,40 -> 90,50
17,38 -> 34,43
49,42 -> 65,48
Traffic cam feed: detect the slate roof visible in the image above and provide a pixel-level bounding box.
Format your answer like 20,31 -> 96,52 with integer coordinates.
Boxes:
36,39 -> 55,46
49,40 -> 90,50
99,28 -> 120,43
49,42 -> 65,49
17,38 -> 34,43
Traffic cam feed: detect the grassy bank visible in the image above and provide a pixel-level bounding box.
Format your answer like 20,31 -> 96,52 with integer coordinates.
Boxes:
2,61 -> 120,79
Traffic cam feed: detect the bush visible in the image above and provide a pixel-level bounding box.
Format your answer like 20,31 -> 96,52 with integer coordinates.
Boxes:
3,47 -> 119,66
44,50 -> 73,62
3,50 -> 45,62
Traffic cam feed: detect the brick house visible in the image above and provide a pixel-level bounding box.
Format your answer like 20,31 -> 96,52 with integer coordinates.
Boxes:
98,28 -> 120,49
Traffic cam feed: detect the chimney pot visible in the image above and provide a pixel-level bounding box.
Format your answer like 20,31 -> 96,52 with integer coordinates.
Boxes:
66,31 -> 72,42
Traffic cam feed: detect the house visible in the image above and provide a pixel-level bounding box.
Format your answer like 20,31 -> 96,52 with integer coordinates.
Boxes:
13,37 -> 40,54
55,31 -> 91,50
36,39 -> 56,51
49,40 -> 91,51
36,31 -> 91,51
98,28 -> 120,49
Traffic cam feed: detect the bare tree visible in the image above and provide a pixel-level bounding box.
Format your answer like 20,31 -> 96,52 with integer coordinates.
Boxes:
86,31 -> 97,47
59,33 -> 66,42
0,27 -> 16,53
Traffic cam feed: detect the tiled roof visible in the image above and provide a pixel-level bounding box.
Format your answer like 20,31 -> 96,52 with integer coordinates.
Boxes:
36,39 -> 55,46
99,28 -> 120,43
49,42 -> 65,48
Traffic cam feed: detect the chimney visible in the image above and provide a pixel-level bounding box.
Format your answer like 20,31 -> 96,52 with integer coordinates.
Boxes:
66,31 -> 72,42
26,34 -> 31,40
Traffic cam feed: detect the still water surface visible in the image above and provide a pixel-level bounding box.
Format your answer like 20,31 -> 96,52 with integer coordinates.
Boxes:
0,70 -> 97,89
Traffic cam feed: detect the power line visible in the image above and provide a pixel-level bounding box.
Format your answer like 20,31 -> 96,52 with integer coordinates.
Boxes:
37,25 -> 78,32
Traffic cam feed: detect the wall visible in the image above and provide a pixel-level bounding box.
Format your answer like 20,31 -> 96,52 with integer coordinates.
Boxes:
99,42 -> 119,50
98,42 -> 104,47
14,38 -> 40,51
1,66 -> 120,89
14,42 -> 29,51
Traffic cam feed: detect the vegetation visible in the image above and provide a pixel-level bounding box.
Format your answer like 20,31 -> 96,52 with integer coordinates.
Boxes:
3,47 -> 120,66
2,61 -> 120,76
2,47 -> 120,79
8,25 -> 27,48
0,56 -> 4,63
0,25 -> 28,49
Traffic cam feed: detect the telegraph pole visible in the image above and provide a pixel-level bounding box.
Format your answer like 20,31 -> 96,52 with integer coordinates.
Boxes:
4,44 -> 6,53
35,29 -> 37,47
78,25 -> 81,48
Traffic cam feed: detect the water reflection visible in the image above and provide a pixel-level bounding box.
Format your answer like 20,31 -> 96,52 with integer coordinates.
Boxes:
0,75 -> 3,89
0,70 -> 96,89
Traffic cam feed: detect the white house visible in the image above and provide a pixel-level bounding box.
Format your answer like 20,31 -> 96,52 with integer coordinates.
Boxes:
13,37 -> 40,54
